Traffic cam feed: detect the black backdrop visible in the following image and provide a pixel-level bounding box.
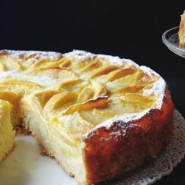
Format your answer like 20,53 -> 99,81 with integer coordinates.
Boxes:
0,0 -> 185,77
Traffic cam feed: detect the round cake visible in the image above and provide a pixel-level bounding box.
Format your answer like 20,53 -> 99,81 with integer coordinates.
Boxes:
0,50 -> 174,185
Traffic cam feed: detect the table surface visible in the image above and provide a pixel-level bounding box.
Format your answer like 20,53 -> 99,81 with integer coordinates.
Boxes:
154,76 -> 185,185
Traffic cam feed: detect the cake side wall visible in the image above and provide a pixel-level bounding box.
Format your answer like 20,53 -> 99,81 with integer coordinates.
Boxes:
83,88 -> 174,185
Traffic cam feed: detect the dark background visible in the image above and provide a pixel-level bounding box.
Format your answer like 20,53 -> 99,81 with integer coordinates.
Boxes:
0,0 -> 185,76
0,1 -> 185,185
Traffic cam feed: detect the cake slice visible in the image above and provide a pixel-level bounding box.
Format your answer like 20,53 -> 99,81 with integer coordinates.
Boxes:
179,10 -> 185,47
0,100 -> 15,162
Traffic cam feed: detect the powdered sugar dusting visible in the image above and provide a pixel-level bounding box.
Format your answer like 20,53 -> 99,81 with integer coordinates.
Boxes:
83,109 -> 150,139
64,50 -> 139,67
98,54 -> 140,67
2,50 -> 62,63
64,50 -> 95,61
140,66 -> 166,109
65,50 -> 167,139
0,71 -> 57,87
144,79 -> 166,108
65,50 -> 166,110
0,49 -> 168,141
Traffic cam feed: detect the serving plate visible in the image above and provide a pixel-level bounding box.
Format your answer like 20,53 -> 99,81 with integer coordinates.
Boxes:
0,110 -> 185,185
0,135 -> 77,185
162,26 -> 185,58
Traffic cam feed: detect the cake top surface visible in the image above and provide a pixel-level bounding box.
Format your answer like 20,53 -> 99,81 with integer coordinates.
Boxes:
0,50 -> 166,141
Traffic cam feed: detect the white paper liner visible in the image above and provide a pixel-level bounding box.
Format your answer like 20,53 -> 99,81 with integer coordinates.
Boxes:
111,109 -> 185,185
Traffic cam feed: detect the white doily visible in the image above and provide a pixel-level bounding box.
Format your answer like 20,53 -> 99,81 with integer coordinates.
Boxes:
110,109 -> 185,185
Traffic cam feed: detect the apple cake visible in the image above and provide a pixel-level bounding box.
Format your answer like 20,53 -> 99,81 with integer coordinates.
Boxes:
179,10 -> 185,48
0,50 -> 174,185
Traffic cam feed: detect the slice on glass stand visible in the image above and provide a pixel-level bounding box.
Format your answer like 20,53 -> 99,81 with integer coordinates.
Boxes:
162,10 -> 185,58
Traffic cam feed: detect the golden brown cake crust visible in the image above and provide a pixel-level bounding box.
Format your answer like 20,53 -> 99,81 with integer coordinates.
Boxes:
83,89 -> 174,185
